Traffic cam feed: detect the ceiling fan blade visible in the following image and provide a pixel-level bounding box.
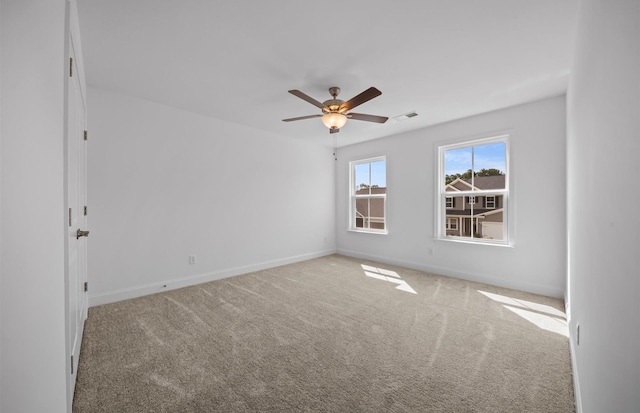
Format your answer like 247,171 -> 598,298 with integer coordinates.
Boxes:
329,127 -> 340,134
288,90 -> 325,109
282,114 -> 322,122
339,87 -> 382,112
348,113 -> 389,123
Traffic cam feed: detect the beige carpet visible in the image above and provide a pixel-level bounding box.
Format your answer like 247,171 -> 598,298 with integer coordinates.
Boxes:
73,254 -> 574,412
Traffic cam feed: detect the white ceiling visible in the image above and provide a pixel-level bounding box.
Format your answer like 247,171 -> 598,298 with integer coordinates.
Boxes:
77,0 -> 577,147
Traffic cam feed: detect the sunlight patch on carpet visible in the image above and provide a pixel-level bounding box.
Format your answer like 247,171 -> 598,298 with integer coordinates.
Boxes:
478,290 -> 568,337
361,264 -> 417,294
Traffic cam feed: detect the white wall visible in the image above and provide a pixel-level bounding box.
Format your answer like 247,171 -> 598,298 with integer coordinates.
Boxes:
567,1 -> 640,411
0,1 -> 69,412
0,1 -> 3,408
336,96 -> 567,297
87,87 -> 336,305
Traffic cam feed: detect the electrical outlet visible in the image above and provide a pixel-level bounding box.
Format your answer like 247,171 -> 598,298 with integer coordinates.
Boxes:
427,248 -> 433,256
189,255 -> 196,265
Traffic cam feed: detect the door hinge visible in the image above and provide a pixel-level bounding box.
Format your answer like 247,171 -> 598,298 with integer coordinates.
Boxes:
70,57 -> 73,77
70,355 -> 74,374
84,206 -> 88,216
84,282 -> 88,292
84,130 -> 88,141
69,208 -> 72,227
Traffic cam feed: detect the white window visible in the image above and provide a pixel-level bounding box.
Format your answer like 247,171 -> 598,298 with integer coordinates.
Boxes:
438,136 -> 509,244
350,157 -> 387,233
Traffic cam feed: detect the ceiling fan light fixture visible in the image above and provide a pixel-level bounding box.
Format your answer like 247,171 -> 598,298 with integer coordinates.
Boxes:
322,112 -> 347,129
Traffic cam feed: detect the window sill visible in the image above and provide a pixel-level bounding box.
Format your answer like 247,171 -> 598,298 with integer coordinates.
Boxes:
435,237 -> 514,248
348,229 -> 388,235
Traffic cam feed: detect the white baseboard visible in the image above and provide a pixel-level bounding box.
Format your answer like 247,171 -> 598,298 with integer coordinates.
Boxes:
569,328 -> 582,413
89,249 -> 336,307
336,248 -> 565,298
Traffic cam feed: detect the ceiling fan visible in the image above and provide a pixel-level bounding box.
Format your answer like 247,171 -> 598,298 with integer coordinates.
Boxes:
282,86 -> 388,134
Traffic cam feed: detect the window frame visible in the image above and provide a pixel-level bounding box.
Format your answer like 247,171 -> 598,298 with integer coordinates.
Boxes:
437,135 -> 510,245
349,156 -> 388,234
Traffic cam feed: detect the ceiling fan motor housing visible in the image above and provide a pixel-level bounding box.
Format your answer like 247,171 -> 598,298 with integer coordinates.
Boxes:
323,87 -> 345,113
322,99 -> 345,113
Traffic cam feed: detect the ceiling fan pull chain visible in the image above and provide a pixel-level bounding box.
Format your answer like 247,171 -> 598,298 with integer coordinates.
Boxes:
333,134 -> 338,160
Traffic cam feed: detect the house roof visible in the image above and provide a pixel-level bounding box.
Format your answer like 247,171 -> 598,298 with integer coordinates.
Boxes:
447,179 -> 473,191
465,175 -> 505,190
446,175 -> 505,191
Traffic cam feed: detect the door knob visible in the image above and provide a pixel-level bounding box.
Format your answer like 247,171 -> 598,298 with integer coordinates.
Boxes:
76,229 -> 90,239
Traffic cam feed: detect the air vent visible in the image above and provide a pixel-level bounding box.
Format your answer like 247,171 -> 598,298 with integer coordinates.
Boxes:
393,111 -> 418,121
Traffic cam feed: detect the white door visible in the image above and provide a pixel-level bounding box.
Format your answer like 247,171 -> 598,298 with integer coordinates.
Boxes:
67,31 -> 88,401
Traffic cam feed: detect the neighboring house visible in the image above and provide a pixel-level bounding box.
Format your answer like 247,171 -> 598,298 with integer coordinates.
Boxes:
445,176 -> 505,239
355,187 -> 386,230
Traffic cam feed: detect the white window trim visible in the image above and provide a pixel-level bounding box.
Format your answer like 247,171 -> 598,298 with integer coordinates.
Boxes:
436,134 -> 511,246
445,196 -> 453,209
349,156 -> 388,234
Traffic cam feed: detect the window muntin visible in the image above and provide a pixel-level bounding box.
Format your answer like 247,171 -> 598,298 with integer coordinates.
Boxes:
439,136 -> 508,244
350,157 -> 387,233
